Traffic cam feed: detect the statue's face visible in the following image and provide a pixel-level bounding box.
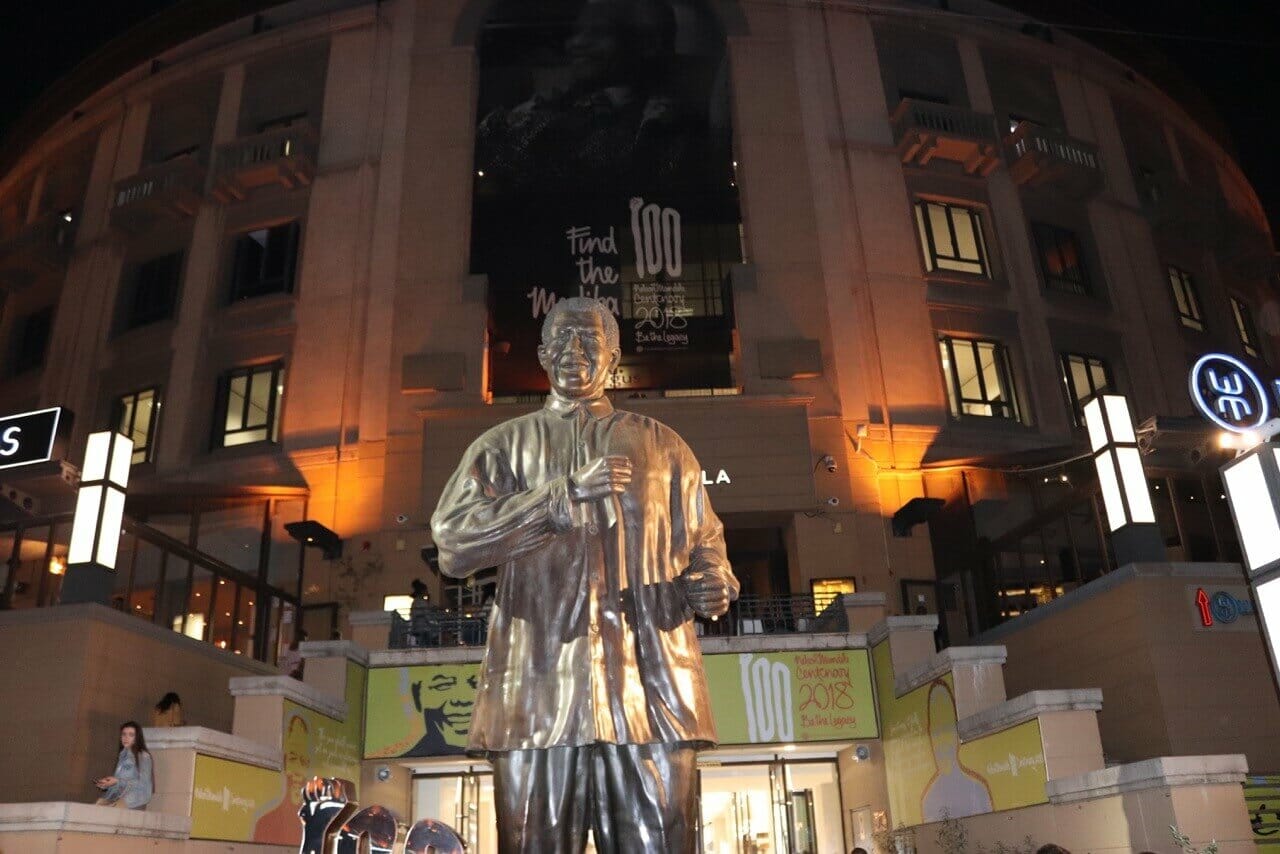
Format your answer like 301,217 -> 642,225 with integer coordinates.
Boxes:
538,308 -> 619,399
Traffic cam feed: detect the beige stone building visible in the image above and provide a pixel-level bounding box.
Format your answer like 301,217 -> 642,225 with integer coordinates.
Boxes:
0,0 -> 1277,849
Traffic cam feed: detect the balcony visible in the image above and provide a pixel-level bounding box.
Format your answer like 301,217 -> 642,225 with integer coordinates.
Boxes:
1137,170 -> 1228,247
1005,122 -> 1102,197
210,124 -> 317,204
386,593 -> 851,650
109,155 -> 205,231
890,99 -> 1001,176
0,212 -> 76,292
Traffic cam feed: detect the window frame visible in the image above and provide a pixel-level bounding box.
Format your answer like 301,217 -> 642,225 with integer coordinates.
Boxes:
213,362 -> 286,450
1230,296 -> 1262,359
1167,266 -> 1204,331
1031,222 -> 1092,296
938,335 -> 1022,421
114,387 -> 162,464
227,221 -> 301,303
914,200 -> 991,279
122,251 -> 184,331
1058,352 -> 1113,427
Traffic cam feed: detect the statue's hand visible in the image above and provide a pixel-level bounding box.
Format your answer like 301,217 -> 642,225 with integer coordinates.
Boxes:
679,565 -> 733,619
568,456 -> 632,502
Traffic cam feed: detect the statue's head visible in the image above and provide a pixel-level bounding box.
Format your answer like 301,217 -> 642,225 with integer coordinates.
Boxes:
537,297 -> 621,400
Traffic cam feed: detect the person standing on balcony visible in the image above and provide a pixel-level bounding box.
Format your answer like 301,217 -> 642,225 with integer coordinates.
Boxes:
432,297 -> 738,852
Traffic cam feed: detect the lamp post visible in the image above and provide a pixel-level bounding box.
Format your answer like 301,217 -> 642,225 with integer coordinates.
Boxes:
60,431 -> 133,605
1082,394 -> 1164,565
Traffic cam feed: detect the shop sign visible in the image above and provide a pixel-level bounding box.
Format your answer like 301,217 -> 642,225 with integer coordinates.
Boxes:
1190,584 -> 1257,631
1188,353 -> 1277,433
0,407 -> 66,471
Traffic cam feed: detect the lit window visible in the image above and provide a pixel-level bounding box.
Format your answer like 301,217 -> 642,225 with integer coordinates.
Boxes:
938,336 -> 1020,420
229,222 -> 300,301
810,577 -> 856,611
1031,223 -> 1091,295
115,388 -> 160,464
122,252 -> 183,330
1059,353 -> 1112,426
10,307 -> 53,375
216,363 -> 285,448
1168,266 -> 1203,330
1231,297 -> 1261,359
914,201 -> 990,277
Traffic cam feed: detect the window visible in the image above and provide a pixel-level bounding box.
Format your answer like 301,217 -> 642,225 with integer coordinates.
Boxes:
1059,353 -> 1112,426
1168,266 -> 1203,330
1032,223 -> 1091,295
228,222 -> 300,301
898,89 -> 949,106
914,201 -> 990,277
1231,297 -> 1261,358
215,363 -> 285,448
115,388 -> 160,464
938,336 -> 1020,420
10,307 -> 53,374
123,253 -> 183,329
810,577 -> 856,612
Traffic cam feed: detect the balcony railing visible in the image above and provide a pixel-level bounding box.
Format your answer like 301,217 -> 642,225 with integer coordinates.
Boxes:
110,155 -> 205,230
1006,122 -> 1102,196
890,99 -> 1001,176
211,123 -> 318,203
0,211 -> 76,292
388,594 -> 850,650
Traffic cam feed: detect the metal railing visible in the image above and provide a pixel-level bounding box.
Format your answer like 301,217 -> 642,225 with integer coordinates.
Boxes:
1007,122 -> 1100,172
388,593 -> 849,649
112,154 -> 205,212
890,99 -> 999,145
213,123 -> 318,175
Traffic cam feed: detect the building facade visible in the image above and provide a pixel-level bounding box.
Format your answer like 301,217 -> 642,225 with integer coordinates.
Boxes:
0,0 -> 1277,848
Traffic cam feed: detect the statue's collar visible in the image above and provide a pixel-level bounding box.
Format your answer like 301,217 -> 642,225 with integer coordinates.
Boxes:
544,392 -> 614,420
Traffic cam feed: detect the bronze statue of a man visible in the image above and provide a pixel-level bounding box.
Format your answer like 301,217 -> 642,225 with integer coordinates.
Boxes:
431,297 -> 738,852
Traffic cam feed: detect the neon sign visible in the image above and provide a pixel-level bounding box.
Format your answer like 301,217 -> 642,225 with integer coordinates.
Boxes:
1188,353 -> 1276,433
0,407 -> 67,472
1194,586 -> 1256,627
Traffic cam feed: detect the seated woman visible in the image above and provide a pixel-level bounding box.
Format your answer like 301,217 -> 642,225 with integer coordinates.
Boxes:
94,721 -> 153,809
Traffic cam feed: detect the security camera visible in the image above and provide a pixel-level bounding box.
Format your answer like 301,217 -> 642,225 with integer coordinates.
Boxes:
826,496 -> 840,507
820,454 -> 837,474
395,513 -> 410,525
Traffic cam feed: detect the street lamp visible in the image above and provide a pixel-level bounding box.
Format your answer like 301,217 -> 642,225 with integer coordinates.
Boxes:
1082,394 -> 1164,564
1220,441 -> 1280,684
61,431 -> 133,605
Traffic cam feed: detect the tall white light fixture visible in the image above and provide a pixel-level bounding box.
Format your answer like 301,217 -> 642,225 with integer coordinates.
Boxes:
61,431 -> 133,605
1082,394 -> 1164,564
1221,443 -> 1280,695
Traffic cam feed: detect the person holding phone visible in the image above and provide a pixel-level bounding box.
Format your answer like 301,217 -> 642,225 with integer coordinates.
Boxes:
94,721 -> 153,810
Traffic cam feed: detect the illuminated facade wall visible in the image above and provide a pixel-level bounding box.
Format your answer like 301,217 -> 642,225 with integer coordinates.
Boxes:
0,0 -> 1272,634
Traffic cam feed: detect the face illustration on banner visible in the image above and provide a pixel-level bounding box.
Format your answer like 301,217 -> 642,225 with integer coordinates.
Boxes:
254,715 -> 312,842
921,682 -> 992,821
410,665 -> 480,755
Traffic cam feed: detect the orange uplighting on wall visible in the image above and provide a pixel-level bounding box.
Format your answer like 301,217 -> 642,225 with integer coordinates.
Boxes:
47,557 -> 65,576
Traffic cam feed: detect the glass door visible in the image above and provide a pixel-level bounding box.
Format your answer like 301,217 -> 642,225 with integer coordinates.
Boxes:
413,771 -> 496,854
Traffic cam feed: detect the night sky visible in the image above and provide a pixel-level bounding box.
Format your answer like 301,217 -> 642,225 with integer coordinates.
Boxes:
0,0 -> 1276,230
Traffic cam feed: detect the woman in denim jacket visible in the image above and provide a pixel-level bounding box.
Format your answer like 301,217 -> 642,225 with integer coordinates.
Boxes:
94,722 -> 153,809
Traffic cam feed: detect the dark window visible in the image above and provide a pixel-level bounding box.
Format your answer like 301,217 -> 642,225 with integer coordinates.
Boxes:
215,363 -> 285,448
1168,266 -> 1203,330
915,201 -> 990,277
1032,223 -> 1091,295
123,252 -> 183,329
938,336 -> 1020,420
229,222 -> 299,301
10,308 -> 53,374
115,387 -> 160,464
898,89 -> 949,106
1231,297 -> 1261,358
1059,353 -> 1112,426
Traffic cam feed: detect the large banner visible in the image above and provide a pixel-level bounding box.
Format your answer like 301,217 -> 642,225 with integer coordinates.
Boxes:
874,644 -> 1047,826
189,662 -> 366,843
472,0 -> 741,394
365,649 -> 877,759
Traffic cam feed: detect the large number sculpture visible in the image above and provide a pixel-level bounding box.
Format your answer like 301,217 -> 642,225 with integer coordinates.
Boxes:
296,777 -> 465,854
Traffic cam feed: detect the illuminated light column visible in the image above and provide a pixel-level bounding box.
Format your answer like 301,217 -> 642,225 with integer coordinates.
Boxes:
1082,394 -> 1165,565
1220,443 -> 1280,699
60,431 -> 133,606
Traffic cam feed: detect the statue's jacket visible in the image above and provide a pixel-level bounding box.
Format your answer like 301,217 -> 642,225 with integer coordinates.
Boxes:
430,394 -> 738,754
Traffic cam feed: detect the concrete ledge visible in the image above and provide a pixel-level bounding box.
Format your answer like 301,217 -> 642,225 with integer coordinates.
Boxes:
958,689 -> 1103,742
842,592 -> 887,607
371,646 -> 486,667
146,726 -> 281,771
300,639 -> 369,666
699,633 -> 868,655
227,675 -> 346,721
895,646 -> 1007,697
1046,754 -> 1249,804
868,615 -> 938,647
0,802 -> 191,838
348,609 -> 394,627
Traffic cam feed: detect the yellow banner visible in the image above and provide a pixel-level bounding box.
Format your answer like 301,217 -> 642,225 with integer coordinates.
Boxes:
190,756 -> 281,841
1247,776 -> 1280,847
